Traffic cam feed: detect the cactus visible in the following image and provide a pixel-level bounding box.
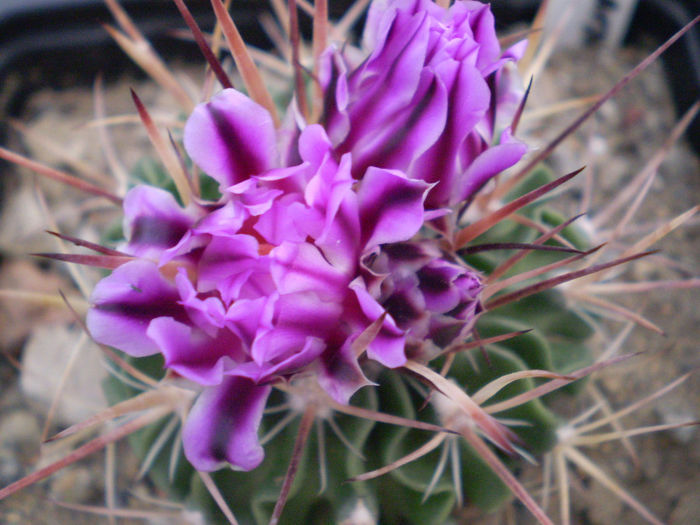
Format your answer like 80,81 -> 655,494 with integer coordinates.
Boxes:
0,1 -> 697,524
101,154 -> 598,524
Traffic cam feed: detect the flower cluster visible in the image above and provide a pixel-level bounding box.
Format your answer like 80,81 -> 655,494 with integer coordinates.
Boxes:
321,0 -> 527,214
86,0 -> 526,473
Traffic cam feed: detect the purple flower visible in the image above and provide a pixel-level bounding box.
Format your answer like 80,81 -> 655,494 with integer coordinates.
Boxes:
363,241 -> 483,355
320,0 -> 528,212
87,88 -> 434,472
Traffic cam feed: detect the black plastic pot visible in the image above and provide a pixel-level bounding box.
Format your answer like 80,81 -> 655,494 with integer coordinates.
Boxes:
628,0 -> 700,152
0,1 -> 266,114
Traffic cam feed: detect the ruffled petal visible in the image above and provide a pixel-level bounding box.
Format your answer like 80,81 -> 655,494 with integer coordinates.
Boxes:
226,179 -> 283,216
451,2 -> 500,73
182,376 -> 271,471
251,291 -> 341,367
298,124 -> 334,168
458,128 -> 527,202
87,260 -> 184,357
237,335 -> 326,383
191,201 -> 247,237
184,89 -> 278,188
147,317 -> 243,386
271,242 -> 349,302
304,152 -> 361,271
350,69 -> 449,177
253,196 -> 309,245
317,339 -> 374,405
123,186 -> 195,258
176,270 -> 226,336
416,260 -> 465,313
412,59 -> 490,206
357,167 -> 431,249
225,295 -> 274,350
318,49 -> 351,145
196,234 -> 262,300
349,278 -> 406,368
341,9 -> 431,156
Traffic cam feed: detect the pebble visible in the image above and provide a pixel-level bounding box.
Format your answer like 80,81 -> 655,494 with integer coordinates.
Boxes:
20,323 -> 107,426
48,466 -> 98,504
0,447 -> 23,485
0,410 -> 40,485
0,410 -> 40,448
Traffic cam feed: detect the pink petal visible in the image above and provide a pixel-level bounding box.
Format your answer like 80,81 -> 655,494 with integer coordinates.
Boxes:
87,260 -> 184,357
251,291 -> 341,367
239,335 -> 326,382
458,129 -> 527,202
317,340 -> 374,405
147,317 -> 243,386
123,186 -> 196,258
196,234 -> 261,299
184,89 -> 278,188
357,167 -> 431,249
182,377 -> 271,471
270,242 -> 348,302
350,278 -> 406,368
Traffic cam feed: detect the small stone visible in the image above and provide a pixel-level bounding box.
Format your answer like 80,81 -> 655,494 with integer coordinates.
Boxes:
585,480 -> 625,523
657,407 -> 698,444
0,447 -> 23,485
670,491 -> 700,524
20,324 -> 107,425
0,510 -> 23,524
49,466 -> 98,503
0,410 -> 40,451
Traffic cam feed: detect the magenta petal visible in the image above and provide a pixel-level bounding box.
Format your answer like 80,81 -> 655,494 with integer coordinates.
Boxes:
304,153 -> 361,271
304,147 -> 351,215
361,9 -> 429,112
271,242 -> 348,302
314,196 -> 361,274
453,2 -> 500,73
87,260 -> 184,357
318,49 -> 350,145
317,340 -> 373,405
251,292 -> 340,366
350,70 -> 448,177
225,295 -> 274,350
159,230 -> 208,268
147,317 -> 242,386
196,234 -> 261,298
361,0 -> 426,52
357,167 -> 431,249
337,10 -> 431,160
413,60 -> 490,206
226,179 -> 283,216
182,376 -> 271,471
176,270 -> 226,336
350,278 -> 406,368
191,201 -> 247,237
253,196 -> 309,245
502,39 -> 528,62
241,335 -> 326,382
298,124 -> 333,167
416,260 -> 464,313
123,186 -> 195,258
184,88 -> 277,187
458,130 -> 527,202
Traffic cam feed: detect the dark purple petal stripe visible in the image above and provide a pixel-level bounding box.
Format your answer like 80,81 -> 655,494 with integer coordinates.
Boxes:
182,376 -> 271,472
